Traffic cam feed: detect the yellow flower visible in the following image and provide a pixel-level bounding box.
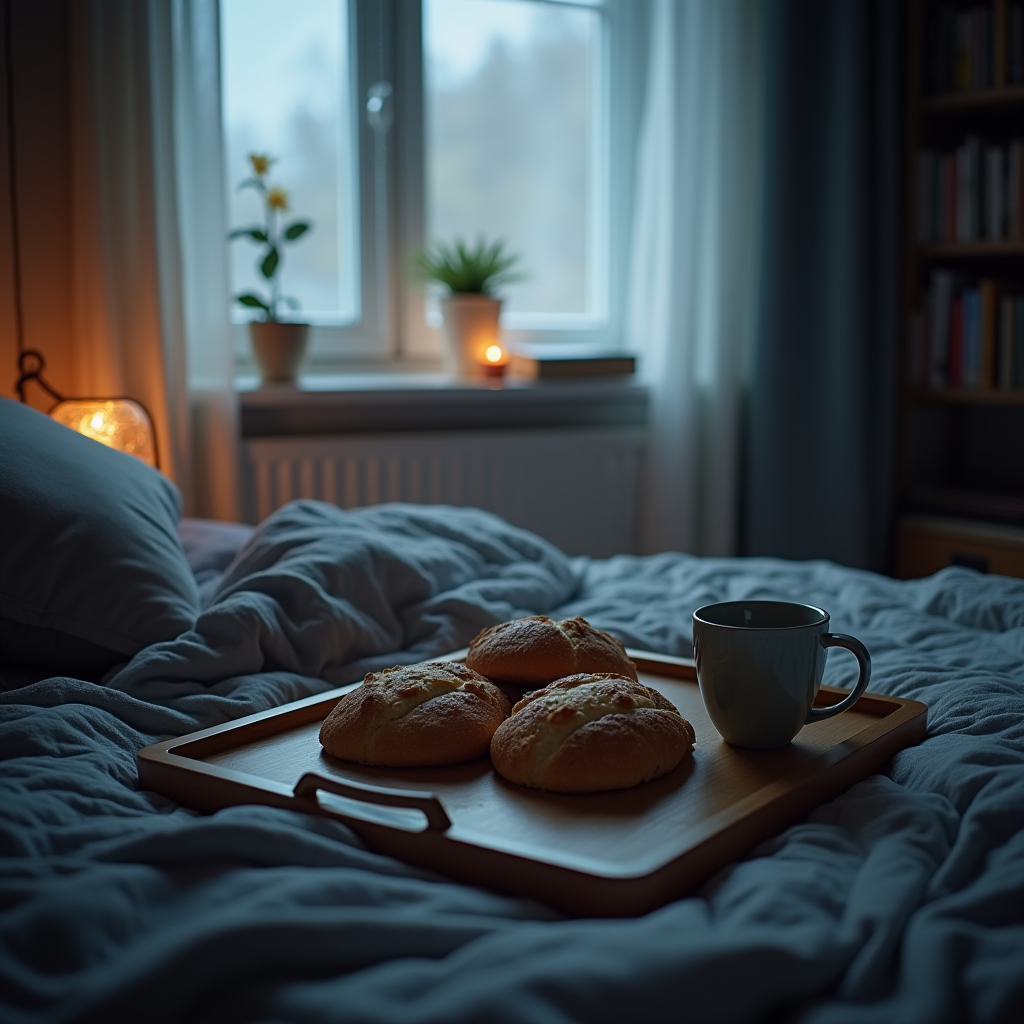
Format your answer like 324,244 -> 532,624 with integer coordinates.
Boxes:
249,153 -> 274,177
267,187 -> 289,211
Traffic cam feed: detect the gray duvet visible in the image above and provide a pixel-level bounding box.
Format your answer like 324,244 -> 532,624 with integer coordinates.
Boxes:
2,501 -> 1023,1023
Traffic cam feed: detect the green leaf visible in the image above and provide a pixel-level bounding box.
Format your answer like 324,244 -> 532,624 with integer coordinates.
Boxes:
237,177 -> 266,194
409,237 -> 524,295
260,247 -> 280,280
236,293 -> 270,311
283,221 -> 310,241
228,227 -> 268,243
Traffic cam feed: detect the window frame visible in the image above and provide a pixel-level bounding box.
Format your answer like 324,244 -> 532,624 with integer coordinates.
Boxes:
226,0 -> 649,374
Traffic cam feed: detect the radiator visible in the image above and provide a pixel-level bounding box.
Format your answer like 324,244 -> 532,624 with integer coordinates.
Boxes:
243,427 -> 645,556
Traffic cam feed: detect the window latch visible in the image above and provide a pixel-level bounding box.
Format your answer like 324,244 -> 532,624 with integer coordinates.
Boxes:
366,81 -> 393,135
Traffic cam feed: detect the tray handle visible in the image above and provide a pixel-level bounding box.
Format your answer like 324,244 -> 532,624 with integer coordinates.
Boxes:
293,772 -> 451,831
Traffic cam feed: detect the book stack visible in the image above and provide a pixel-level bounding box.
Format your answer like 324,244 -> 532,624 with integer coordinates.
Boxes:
917,138 -> 1024,242
1013,1 -> 1024,79
910,271 -> 1024,389
506,344 -> 636,381
924,1 -> 1024,93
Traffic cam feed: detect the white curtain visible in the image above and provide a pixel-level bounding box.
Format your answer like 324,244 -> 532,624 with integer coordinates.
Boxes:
169,0 -> 241,522
70,0 -> 240,521
627,0 -> 761,556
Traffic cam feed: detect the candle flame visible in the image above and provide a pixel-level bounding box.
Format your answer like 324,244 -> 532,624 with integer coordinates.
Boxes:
484,345 -> 503,364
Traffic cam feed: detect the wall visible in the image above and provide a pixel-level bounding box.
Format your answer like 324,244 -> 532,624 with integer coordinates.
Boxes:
0,0 -> 75,407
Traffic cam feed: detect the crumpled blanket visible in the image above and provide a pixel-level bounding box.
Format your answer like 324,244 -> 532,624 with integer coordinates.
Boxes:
2,500 -> 1023,1024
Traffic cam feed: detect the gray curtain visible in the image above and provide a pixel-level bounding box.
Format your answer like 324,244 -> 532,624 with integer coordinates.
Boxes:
741,0 -> 901,572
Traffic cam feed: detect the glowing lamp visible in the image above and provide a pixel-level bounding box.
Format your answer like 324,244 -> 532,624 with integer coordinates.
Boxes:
49,398 -> 158,467
16,351 -> 160,469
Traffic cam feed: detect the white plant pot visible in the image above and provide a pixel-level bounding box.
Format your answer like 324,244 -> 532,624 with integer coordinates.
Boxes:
441,295 -> 503,381
249,322 -> 310,384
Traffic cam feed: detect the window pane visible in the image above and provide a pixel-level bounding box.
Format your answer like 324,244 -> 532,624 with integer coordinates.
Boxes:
220,0 -> 358,324
424,0 -> 603,321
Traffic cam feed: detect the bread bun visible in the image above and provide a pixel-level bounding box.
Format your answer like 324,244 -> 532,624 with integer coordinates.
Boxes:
490,673 -> 694,793
466,616 -> 638,688
319,661 -> 511,767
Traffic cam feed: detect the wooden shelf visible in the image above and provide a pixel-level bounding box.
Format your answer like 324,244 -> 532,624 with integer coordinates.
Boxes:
922,85 -> 1024,111
909,388 -> 1024,406
902,513 -> 1024,545
918,241 -> 1024,258
897,514 -> 1024,579
910,485 -> 1024,524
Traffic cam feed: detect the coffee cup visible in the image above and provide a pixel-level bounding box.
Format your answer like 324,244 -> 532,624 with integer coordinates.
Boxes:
692,601 -> 871,749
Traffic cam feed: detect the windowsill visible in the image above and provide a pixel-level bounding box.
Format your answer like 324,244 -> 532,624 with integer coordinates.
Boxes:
237,370 -> 649,437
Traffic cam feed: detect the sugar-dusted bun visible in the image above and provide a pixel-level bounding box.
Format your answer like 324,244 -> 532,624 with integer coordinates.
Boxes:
466,616 -> 638,688
490,673 -> 695,793
319,661 -> 511,767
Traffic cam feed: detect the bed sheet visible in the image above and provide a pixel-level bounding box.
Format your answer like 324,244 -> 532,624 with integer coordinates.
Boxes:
2,500 -> 1023,1024
177,517 -> 256,606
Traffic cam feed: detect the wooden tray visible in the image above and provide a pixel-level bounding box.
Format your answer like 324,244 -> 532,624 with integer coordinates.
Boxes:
136,651 -> 927,917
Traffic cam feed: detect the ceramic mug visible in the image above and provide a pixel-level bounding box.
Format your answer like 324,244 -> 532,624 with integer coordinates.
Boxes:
692,601 -> 871,749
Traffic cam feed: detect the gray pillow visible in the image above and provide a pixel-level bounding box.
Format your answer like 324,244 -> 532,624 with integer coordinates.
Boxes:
0,398 -> 201,674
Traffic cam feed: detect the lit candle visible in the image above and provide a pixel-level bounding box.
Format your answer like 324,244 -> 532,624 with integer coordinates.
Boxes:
480,343 -> 507,379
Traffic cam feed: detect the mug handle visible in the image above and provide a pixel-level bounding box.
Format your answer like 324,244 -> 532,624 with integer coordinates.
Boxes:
804,633 -> 871,724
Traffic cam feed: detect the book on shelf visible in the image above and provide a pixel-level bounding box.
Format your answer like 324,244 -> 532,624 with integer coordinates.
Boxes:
926,270 -> 955,386
949,295 -> 964,385
917,137 -> 1024,243
911,270 -> 1024,390
506,344 -> 637,381
980,279 -> 995,387
924,1 -> 1024,93
1000,295 -> 1016,383
1013,1 -> 1024,81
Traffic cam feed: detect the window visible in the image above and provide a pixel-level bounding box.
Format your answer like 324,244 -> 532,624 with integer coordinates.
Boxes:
219,0 -> 645,370
221,0 -> 359,326
423,0 -> 604,326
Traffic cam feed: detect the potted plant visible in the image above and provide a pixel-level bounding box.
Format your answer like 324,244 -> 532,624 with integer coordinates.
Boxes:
229,154 -> 312,383
412,238 -> 522,380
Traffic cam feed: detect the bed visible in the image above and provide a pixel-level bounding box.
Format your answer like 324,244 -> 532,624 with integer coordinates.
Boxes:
3,397 -> 1024,1024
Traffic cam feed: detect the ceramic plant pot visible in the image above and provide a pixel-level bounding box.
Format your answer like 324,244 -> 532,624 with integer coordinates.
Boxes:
440,295 -> 503,381
249,322 -> 310,384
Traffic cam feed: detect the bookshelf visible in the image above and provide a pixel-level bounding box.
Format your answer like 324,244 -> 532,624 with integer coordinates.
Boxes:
897,0 -> 1024,579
